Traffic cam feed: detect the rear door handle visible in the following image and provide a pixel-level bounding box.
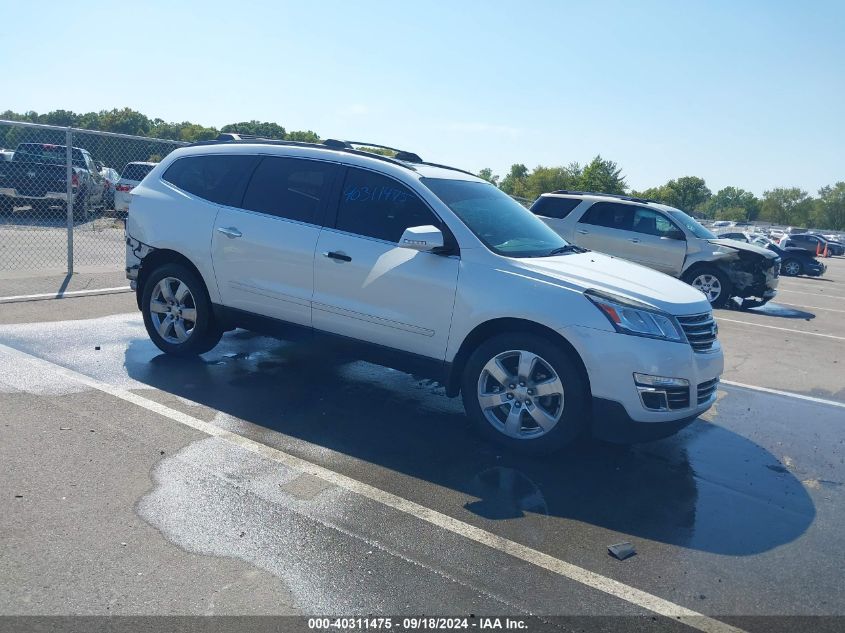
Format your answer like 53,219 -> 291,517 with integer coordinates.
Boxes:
576,229 -> 589,234
629,238 -> 640,243
217,226 -> 242,239
323,251 -> 352,262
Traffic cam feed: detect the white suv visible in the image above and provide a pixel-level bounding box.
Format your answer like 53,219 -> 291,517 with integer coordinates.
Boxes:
125,136 -> 723,453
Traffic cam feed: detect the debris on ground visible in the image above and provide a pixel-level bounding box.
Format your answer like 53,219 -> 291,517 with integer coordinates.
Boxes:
607,542 -> 637,560
59,427 -> 71,430
95,346 -> 101,351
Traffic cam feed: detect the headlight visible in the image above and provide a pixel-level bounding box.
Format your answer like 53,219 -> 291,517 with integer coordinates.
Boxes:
584,290 -> 686,343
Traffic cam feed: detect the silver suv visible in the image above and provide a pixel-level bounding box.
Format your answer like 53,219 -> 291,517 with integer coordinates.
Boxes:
531,191 -> 780,308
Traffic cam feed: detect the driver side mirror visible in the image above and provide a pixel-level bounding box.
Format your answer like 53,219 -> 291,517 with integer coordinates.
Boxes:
666,228 -> 686,241
399,225 -> 445,252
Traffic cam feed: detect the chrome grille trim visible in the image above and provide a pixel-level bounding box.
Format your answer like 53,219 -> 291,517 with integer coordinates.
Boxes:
677,312 -> 717,353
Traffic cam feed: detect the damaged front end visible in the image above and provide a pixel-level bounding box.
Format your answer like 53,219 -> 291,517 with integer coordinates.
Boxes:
689,239 -> 780,308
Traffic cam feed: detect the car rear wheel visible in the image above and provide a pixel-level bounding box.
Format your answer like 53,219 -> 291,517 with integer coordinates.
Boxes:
782,259 -> 802,276
683,267 -> 731,308
461,333 -> 588,454
142,263 -> 222,356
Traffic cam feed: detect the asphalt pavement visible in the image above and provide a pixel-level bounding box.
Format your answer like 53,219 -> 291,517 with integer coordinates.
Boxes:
1,257 -> 844,633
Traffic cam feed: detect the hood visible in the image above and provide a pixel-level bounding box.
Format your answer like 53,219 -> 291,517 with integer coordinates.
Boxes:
709,239 -> 778,259
512,252 -> 711,315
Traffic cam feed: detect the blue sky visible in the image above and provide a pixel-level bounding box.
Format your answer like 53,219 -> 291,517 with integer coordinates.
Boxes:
2,0 -> 843,195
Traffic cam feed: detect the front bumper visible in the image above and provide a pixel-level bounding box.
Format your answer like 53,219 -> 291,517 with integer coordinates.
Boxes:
560,324 -> 723,441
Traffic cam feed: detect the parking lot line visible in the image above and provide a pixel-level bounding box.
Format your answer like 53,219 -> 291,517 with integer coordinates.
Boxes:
775,302 -> 845,314
0,341 -> 745,633
775,288 -> 845,300
0,286 -> 131,304
720,380 -> 845,409
716,317 -> 845,341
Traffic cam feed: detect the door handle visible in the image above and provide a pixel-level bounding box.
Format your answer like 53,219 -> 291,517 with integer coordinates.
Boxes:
217,226 -> 242,239
629,238 -> 640,243
576,229 -> 589,234
323,251 -> 352,262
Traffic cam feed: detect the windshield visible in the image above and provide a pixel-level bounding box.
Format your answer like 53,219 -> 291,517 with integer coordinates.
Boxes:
14,143 -> 86,168
664,208 -> 717,239
421,178 -> 570,258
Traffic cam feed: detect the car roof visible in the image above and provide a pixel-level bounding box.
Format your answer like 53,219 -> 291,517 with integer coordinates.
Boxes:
175,136 -> 484,184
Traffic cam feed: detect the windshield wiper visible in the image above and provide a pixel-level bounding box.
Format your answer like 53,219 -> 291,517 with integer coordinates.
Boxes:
544,244 -> 587,256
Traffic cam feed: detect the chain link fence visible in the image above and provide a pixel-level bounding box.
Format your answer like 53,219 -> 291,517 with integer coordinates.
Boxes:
0,120 -> 185,294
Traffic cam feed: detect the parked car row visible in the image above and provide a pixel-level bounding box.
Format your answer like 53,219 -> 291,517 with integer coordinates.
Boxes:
715,232 -> 827,277
0,142 -> 158,219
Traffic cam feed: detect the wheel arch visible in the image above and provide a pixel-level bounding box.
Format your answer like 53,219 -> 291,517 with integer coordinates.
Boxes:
445,318 -> 591,399
136,249 -> 209,310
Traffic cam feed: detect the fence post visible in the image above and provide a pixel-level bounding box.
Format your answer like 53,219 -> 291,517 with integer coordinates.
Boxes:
65,127 -> 74,275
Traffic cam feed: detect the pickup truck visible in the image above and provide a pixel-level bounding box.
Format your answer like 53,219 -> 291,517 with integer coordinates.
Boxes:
0,143 -> 104,218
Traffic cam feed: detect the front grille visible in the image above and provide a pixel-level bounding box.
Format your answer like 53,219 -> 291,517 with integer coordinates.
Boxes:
677,312 -> 717,353
697,377 -> 719,404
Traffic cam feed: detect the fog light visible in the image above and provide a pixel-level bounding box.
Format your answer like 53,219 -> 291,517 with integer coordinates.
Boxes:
634,373 -> 689,388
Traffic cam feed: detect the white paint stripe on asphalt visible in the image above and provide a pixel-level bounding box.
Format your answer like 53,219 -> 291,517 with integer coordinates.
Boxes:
716,317 -> 845,341
720,380 -> 845,409
775,288 -> 845,300
0,341 -> 744,633
0,286 -> 131,303
775,302 -> 845,314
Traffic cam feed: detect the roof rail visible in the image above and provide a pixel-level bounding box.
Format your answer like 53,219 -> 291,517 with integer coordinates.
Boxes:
549,190 -> 655,204
192,134 -> 477,178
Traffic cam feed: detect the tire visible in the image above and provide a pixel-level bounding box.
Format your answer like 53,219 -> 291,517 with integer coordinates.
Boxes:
461,332 -> 589,454
72,189 -> 88,221
781,259 -> 802,277
0,197 -> 12,216
141,263 -> 222,356
682,266 -> 732,308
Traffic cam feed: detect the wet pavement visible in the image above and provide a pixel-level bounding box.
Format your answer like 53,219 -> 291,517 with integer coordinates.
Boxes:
1,258 -> 844,630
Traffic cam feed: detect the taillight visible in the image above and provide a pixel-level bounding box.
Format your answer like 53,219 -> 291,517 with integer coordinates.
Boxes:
116,184 -> 133,192
71,172 -> 79,187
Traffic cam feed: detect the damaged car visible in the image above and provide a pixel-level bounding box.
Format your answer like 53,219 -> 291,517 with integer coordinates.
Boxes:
531,191 -> 780,308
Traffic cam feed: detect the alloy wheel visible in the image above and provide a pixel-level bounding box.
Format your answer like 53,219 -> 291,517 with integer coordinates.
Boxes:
149,277 -> 197,344
476,349 -> 565,439
691,273 -> 723,303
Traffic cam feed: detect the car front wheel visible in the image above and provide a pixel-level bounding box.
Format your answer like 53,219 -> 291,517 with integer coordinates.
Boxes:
683,267 -> 731,308
782,259 -> 802,276
461,333 -> 588,454
141,263 -> 222,356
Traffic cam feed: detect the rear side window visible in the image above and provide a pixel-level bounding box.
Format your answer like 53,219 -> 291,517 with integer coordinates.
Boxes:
121,163 -> 155,182
530,196 -> 581,219
162,155 -> 257,206
241,157 -> 337,224
578,202 -> 634,230
335,168 -> 438,242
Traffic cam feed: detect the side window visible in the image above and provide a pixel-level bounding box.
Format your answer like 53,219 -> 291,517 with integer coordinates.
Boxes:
578,202 -> 634,231
335,168 -> 438,242
530,196 -> 581,219
241,157 -> 337,224
632,207 -> 680,237
162,155 -> 258,206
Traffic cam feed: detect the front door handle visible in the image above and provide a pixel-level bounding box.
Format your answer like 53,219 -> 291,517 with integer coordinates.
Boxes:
629,238 -> 640,243
323,251 -> 352,262
217,226 -> 242,239
576,229 -> 589,235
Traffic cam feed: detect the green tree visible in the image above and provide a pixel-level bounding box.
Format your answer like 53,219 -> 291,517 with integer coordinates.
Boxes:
662,176 -> 711,212
760,188 -> 813,226
714,206 -> 748,221
220,120 -> 286,139
578,155 -> 626,194
286,130 -> 320,143
814,182 -> 845,230
477,168 -> 499,186
499,164 -> 529,198
707,186 -> 759,221
523,164 -> 581,199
